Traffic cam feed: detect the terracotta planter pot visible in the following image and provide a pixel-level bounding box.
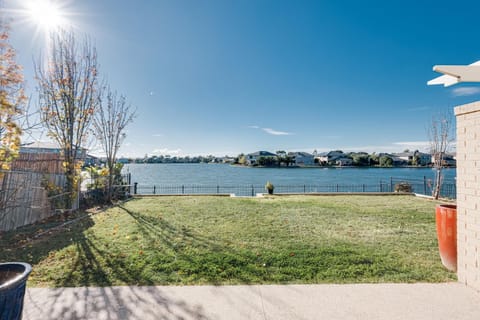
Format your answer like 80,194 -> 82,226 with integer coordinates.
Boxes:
435,204 -> 457,272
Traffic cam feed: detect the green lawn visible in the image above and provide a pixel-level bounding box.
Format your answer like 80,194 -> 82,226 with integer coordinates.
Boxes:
0,195 -> 456,287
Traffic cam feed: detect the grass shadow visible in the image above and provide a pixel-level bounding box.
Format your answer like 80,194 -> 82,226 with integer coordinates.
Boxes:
118,204 -> 266,285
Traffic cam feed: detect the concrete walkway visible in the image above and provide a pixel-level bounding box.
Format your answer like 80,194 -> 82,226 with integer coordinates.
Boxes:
23,283 -> 480,320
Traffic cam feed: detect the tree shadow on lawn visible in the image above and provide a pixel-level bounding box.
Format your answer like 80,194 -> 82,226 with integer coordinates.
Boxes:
116,204 -> 415,285
117,204 -> 267,285
1,212 -> 213,320
0,212 -> 95,268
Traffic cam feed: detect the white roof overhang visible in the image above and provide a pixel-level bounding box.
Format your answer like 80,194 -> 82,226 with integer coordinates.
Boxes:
428,60 -> 480,87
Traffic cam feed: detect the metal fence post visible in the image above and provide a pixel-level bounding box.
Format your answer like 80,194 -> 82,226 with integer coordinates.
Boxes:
182,185 -> 185,194
217,185 -> 219,194
153,185 -> 156,194
251,185 -> 254,197
134,182 -> 137,195
390,177 -> 393,192
423,176 -> 427,195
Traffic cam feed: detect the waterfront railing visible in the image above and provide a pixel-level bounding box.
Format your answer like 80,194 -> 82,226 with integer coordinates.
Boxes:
130,176 -> 456,199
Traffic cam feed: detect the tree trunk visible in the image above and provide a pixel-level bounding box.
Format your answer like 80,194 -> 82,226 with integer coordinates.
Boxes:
107,164 -> 113,203
433,167 -> 442,200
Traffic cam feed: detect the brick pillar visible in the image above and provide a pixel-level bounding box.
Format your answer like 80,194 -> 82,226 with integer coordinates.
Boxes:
455,101 -> 480,291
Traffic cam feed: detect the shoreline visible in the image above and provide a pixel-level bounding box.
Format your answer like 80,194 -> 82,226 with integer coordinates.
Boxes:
229,164 -> 456,169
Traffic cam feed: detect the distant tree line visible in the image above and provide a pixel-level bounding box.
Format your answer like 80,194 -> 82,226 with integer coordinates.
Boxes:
130,154 -> 226,164
231,149 -> 452,168
121,148 -> 455,168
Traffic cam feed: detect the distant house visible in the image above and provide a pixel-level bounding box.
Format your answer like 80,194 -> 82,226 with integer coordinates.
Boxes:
391,154 -> 409,166
117,158 -> 130,164
20,141 -> 87,160
315,151 -> 346,165
246,151 -> 277,166
431,153 -> 456,167
393,151 -> 431,166
393,152 -> 414,163
84,154 -> 102,167
20,141 -> 62,155
288,152 -> 315,166
415,152 -> 432,166
335,157 -> 353,166
222,157 -> 236,164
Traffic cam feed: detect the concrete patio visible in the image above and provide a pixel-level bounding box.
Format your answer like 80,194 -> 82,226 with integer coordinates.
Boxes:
22,282 -> 480,320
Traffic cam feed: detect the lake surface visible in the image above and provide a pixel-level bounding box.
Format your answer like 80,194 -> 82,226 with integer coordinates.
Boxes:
123,163 -> 456,186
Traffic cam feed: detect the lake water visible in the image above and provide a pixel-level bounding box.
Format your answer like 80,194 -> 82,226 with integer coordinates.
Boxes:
123,163 -> 456,189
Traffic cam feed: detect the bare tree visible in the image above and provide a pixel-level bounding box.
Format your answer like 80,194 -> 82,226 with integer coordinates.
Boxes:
35,29 -> 102,207
92,88 -> 135,202
428,112 -> 455,200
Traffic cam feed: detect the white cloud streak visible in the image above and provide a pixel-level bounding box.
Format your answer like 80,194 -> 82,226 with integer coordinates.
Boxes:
451,87 -> 480,97
262,128 -> 293,136
393,141 -> 429,147
247,125 -> 293,136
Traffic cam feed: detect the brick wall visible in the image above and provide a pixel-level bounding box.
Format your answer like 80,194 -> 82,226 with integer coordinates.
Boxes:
455,101 -> 480,290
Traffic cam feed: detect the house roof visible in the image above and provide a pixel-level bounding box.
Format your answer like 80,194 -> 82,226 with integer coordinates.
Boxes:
247,151 -> 277,157
393,152 -> 414,157
288,152 -> 313,157
21,141 -> 61,150
316,152 -> 329,157
20,141 -> 88,158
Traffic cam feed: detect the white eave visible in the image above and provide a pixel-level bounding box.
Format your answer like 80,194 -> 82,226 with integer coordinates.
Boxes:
428,60 -> 480,87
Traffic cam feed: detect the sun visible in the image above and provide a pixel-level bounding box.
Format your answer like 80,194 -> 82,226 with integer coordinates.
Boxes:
24,0 -> 67,31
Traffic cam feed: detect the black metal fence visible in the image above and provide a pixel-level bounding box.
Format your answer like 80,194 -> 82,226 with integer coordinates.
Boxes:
81,173 -> 132,206
132,176 -> 457,199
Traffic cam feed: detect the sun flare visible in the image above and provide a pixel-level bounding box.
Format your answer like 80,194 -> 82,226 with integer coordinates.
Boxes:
24,0 -> 67,31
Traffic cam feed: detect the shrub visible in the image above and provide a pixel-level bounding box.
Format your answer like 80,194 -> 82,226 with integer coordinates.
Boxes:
265,181 -> 274,194
394,182 -> 412,193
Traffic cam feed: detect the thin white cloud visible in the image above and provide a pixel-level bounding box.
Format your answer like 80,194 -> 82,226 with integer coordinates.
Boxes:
151,148 -> 182,155
152,133 -> 164,137
262,128 -> 293,136
393,141 -> 429,147
451,87 -> 480,97
248,125 -> 293,136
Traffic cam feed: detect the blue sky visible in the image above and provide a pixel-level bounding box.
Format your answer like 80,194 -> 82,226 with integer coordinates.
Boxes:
5,0 -> 480,157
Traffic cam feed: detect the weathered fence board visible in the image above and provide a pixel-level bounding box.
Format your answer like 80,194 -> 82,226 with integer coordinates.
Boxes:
10,153 -> 65,174
0,171 -> 67,232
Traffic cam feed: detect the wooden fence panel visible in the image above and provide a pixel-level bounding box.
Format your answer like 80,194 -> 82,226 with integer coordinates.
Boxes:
10,153 -> 65,174
0,171 -> 67,232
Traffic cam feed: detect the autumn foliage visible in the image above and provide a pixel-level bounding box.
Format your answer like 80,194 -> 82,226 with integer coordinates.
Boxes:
0,21 -> 25,171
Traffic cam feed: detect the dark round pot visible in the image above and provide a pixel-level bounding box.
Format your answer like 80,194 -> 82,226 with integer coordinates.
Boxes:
0,262 -> 32,320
